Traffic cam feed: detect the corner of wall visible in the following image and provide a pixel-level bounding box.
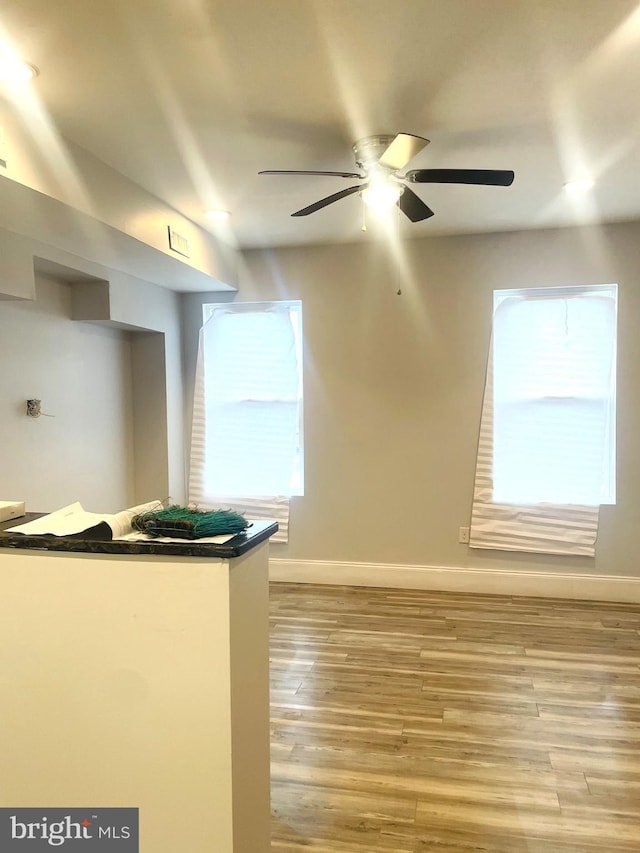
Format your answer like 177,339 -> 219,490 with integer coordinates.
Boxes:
0,231 -> 35,300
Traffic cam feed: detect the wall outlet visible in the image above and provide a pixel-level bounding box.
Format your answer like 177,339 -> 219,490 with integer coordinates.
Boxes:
26,399 -> 42,417
458,526 -> 470,544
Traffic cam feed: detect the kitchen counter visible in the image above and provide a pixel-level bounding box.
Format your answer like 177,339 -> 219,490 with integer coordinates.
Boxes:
0,512 -> 278,558
0,510 -> 277,852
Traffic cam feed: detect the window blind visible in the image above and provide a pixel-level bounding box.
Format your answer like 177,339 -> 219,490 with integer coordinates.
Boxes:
469,285 -> 617,556
189,302 -> 303,544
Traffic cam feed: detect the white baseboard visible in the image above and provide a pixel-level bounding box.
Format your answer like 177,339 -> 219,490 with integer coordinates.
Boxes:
269,558 -> 640,603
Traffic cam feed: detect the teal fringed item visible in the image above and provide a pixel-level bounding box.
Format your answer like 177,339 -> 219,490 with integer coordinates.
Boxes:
131,505 -> 249,539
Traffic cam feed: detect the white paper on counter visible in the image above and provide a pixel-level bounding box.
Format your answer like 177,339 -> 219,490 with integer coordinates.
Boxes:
7,500 -> 163,539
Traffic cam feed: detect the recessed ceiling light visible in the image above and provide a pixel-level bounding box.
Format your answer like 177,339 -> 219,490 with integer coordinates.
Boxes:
0,59 -> 38,82
205,209 -> 231,221
563,178 -> 594,192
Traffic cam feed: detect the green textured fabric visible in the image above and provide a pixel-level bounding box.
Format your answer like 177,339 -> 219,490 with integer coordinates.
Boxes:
132,505 -> 248,539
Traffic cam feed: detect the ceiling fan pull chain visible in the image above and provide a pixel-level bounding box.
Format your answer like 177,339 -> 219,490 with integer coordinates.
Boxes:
361,199 -> 367,232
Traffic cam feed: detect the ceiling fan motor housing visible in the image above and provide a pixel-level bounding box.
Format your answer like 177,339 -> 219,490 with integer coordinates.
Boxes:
352,135 -> 397,171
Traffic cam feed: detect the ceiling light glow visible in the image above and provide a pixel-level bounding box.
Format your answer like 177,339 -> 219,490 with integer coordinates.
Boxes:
205,209 -> 231,221
563,178 -> 594,193
0,58 -> 38,82
361,180 -> 403,212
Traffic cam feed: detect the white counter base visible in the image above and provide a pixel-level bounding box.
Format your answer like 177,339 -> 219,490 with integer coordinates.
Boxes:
0,543 -> 271,852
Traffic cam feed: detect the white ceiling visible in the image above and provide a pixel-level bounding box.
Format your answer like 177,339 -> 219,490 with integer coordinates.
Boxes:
2,0 -> 640,250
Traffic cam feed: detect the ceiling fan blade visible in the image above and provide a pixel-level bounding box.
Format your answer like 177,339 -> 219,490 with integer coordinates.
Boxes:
378,133 -> 430,170
259,169 -> 364,179
291,185 -> 363,217
405,168 -> 515,186
397,187 -> 435,222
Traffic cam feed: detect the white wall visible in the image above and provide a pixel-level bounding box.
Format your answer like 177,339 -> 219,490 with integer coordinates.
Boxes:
0,102 -> 237,290
0,273 -> 135,512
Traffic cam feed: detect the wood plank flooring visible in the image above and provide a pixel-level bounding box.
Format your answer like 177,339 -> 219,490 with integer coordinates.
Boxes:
269,582 -> 640,852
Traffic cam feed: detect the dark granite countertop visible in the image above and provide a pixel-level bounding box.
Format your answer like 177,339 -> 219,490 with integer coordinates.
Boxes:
0,513 -> 278,558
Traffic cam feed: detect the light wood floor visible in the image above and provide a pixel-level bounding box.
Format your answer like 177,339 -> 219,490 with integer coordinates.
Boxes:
269,582 -> 640,852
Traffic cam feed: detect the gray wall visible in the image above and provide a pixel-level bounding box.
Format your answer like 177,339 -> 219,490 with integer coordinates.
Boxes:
0,273 -> 135,512
182,221 -> 640,578
0,232 -> 192,510
0,144 -> 238,512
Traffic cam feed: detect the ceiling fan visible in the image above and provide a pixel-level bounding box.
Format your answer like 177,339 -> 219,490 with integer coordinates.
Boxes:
259,133 -> 514,221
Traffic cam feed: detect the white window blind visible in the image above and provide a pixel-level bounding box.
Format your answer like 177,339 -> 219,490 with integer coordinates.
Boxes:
494,286 -> 617,505
470,284 -> 617,556
189,301 -> 303,543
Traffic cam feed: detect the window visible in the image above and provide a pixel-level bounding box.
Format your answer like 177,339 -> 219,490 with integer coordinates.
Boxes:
194,300 -> 303,498
492,284 -> 617,506
469,284 -> 617,556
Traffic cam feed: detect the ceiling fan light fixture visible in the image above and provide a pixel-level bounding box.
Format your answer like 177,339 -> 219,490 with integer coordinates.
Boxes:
361,180 -> 403,212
